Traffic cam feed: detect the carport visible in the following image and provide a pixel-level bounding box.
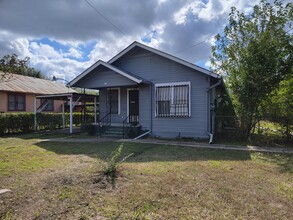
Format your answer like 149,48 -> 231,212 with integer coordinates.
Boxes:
34,93 -> 98,133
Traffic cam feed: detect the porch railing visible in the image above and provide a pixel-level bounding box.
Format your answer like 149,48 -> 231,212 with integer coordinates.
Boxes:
122,115 -> 139,138
99,111 -> 111,127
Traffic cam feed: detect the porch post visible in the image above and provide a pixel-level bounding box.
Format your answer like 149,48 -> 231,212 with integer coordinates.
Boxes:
94,96 -> 97,124
34,97 -> 37,131
69,95 -> 73,134
62,101 -> 65,129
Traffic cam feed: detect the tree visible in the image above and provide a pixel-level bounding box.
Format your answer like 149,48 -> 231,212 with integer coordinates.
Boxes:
210,0 -> 293,140
0,54 -> 45,79
261,75 -> 293,142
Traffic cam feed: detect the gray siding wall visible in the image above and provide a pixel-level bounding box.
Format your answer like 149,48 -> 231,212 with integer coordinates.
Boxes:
139,84 -> 152,130
113,50 -> 210,138
78,70 -> 137,89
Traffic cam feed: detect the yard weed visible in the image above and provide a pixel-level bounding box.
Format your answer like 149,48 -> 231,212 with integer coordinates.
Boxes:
102,143 -> 133,178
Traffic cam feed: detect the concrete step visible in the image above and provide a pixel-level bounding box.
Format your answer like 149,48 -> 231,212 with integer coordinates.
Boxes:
106,127 -> 124,132
103,126 -> 124,138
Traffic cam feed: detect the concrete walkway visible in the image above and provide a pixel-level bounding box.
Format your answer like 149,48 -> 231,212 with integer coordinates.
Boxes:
40,137 -> 293,154
119,139 -> 293,154
40,137 -> 116,143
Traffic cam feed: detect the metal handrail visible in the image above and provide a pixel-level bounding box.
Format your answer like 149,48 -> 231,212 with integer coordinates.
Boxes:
122,115 -> 139,138
99,111 -> 111,127
98,111 -> 111,137
122,115 -> 131,139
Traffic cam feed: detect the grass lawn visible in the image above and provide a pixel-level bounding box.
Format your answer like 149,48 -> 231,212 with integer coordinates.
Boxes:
0,134 -> 292,219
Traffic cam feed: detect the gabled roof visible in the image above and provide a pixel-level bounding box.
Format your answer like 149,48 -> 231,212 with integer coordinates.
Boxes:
108,41 -> 220,79
69,60 -> 146,87
0,72 -> 76,94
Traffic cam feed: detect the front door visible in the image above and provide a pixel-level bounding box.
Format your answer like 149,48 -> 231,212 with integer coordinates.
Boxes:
128,89 -> 139,124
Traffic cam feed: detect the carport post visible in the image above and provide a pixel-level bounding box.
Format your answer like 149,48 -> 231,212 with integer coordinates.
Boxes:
34,97 -> 37,131
69,95 -> 73,134
94,96 -> 97,124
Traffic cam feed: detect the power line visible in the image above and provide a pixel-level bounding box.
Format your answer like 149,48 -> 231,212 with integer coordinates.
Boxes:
173,30 -> 226,55
83,0 -> 128,38
173,39 -> 207,54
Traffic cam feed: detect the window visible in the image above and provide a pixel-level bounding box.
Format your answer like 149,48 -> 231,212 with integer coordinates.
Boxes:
155,82 -> 190,117
108,88 -> 120,114
8,93 -> 25,111
41,99 -> 54,111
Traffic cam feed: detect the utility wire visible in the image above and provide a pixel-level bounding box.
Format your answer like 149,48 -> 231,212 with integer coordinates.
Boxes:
173,39 -> 207,54
83,0 -> 128,38
173,30 -> 226,55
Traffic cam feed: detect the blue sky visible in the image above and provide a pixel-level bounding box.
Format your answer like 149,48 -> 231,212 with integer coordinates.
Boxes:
0,0 -> 260,81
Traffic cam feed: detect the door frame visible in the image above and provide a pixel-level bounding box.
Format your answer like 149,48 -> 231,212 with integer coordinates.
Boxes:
127,88 -> 139,123
107,88 -> 121,115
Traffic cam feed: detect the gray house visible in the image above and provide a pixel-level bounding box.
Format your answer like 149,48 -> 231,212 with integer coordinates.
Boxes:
69,42 -> 222,140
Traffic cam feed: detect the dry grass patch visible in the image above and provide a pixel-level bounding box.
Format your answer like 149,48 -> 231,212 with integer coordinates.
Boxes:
0,134 -> 292,219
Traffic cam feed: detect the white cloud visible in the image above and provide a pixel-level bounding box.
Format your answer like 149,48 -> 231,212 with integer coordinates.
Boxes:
64,48 -> 83,59
0,0 -> 263,80
174,0 -> 259,25
30,42 -> 62,59
173,1 -> 204,25
88,35 -> 133,62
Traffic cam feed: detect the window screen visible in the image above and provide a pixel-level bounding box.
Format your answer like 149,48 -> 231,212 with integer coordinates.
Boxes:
156,83 -> 190,117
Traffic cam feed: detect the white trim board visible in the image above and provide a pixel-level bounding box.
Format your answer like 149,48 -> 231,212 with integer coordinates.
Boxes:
69,60 -> 142,87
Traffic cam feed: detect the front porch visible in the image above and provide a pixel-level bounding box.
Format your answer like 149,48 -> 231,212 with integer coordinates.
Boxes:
97,86 -> 142,138
69,60 -> 151,138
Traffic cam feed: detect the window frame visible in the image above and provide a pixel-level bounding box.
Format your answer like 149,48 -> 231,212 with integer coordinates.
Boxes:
7,93 -> 26,111
107,88 -> 120,115
155,81 -> 191,118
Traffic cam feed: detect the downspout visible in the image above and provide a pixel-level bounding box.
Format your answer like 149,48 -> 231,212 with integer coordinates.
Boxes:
207,78 -> 222,144
150,83 -> 153,134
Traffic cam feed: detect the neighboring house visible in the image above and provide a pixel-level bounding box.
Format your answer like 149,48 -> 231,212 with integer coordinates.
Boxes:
0,73 -> 76,113
70,41 -> 223,139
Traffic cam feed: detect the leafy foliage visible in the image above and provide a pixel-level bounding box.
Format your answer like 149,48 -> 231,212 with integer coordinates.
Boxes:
211,0 -> 293,139
0,54 -> 45,79
0,113 -> 95,134
260,75 -> 293,141
103,144 -> 133,178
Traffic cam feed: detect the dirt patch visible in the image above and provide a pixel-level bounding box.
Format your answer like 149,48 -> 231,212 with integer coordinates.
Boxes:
0,155 -> 115,220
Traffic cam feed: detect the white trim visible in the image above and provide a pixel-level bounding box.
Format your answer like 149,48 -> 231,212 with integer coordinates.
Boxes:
127,88 -> 139,123
108,42 -> 220,79
155,81 -> 191,87
69,60 -> 142,86
108,88 -> 120,115
154,81 -> 191,117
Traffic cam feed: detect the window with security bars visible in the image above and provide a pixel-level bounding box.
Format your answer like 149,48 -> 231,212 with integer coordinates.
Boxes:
155,82 -> 190,117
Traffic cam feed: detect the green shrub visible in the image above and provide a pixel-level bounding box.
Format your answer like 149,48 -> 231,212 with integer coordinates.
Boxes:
0,112 -> 95,134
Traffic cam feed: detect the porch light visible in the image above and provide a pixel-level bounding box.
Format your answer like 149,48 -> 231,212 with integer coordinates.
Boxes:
52,76 -> 70,88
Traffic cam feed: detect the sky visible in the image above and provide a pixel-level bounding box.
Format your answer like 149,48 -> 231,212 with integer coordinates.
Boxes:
0,0 -> 260,81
